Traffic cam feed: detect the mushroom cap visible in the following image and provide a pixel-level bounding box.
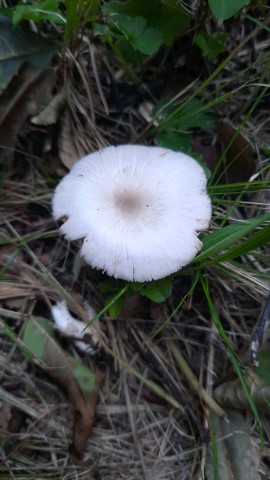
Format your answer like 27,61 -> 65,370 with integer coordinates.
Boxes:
52,145 -> 211,281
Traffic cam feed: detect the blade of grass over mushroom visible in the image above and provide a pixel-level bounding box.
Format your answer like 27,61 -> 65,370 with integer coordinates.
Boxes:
193,213 -> 270,264
201,275 -> 262,432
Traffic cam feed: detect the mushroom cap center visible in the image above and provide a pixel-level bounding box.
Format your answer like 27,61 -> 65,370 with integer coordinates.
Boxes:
113,189 -> 145,216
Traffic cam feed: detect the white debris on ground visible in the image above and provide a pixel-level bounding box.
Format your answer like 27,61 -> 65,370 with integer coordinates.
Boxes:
51,300 -> 100,355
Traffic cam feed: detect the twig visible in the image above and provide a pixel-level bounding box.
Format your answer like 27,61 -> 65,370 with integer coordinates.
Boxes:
169,341 -> 225,417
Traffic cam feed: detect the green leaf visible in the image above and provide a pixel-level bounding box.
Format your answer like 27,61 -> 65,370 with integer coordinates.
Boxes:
69,357 -> 97,392
110,14 -> 146,39
23,316 -> 55,359
155,131 -> 192,152
208,0 -> 250,21
103,0 -> 190,47
256,351 -> 270,383
195,32 -> 227,58
23,317 -> 99,393
153,98 -> 215,131
140,277 -> 172,303
98,279 -> 122,293
171,99 -> 215,130
0,15 -> 58,94
102,1 -> 127,15
109,14 -> 162,55
131,26 -> 162,55
12,0 -> 64,25
154,0 -> 190,46
115,37 -> 146,63
211,223 -> 270,264
106,295 -> 125,318
154,131 -> 211,179
194,213 -> 270,263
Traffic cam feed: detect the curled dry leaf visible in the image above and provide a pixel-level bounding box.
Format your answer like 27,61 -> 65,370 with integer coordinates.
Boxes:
216,121 -> 255,183
214,368 -> 270,413
31,89 -> 66,126
23,316 -> 103,459
58,108 -> 80,170
0,64 -> 56,161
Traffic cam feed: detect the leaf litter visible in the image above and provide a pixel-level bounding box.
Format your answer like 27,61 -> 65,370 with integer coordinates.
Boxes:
23,315 -> 103,460
0,6 -> 270,480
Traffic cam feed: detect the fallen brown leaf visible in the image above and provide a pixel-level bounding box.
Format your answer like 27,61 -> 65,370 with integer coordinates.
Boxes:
58,108 -> 80,170
0,64 -> 56,161
23,316 -> 103,459
216,122 -> 255,183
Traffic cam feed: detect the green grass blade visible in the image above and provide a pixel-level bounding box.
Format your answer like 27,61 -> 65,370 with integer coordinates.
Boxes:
194,213 -> 270,263
209,223 -> 270,264
201,276 -> 262,431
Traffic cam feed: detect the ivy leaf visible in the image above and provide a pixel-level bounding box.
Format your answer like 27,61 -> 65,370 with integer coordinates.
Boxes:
103,0 -> 190,47
208,0 -> 250,21
109,14 -> 163,55
140,278 -> 172,303
131,26 -> 162,55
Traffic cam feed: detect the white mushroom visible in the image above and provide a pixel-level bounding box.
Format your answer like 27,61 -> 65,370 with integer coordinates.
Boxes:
52,145 -> 211,282
51,300 -> 100,354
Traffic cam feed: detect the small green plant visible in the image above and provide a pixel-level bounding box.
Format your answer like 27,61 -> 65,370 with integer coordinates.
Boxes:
0,0 -> 99,42
100,0 -> 190,57
195,31 -> 228,59
151,97 -> 214,174
0,0 -> 65,26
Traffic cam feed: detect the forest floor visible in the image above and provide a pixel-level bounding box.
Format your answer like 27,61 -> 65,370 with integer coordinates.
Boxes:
1,4 -> 270,479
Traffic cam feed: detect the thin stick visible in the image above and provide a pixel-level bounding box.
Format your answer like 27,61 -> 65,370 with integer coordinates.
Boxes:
169,341 -> 225,417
